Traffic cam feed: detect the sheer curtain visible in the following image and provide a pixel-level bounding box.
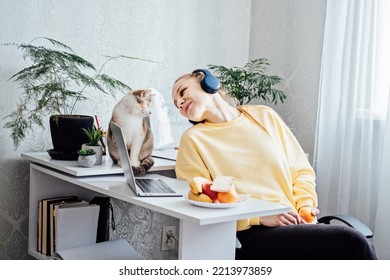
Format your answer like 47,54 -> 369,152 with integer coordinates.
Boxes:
314,0 -> 390,259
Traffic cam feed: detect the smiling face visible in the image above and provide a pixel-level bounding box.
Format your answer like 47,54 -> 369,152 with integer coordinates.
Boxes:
172,74 -> 210,122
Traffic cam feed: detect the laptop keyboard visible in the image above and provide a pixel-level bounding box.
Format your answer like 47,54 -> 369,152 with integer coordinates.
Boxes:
136,178 -> 176,194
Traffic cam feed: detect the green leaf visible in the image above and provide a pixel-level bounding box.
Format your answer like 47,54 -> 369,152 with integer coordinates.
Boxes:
207,58 -> 286,106
2,37 -> 149,148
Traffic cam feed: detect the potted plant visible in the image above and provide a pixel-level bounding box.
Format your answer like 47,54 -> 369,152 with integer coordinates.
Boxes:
207,58 -> 286,106
2,37 -> 148,160
80,117 -> 105,165
77,149 -> 97,168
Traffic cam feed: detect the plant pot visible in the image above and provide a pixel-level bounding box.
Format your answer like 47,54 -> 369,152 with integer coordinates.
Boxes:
81,144 -> 103,165
48,115 -> 94,160
78,154 -> 96,167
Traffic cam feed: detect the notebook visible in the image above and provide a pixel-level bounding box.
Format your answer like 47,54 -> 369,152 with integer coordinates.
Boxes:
152,148 -> 178,161
110,122 -> 182,197
55,203 -> 100,252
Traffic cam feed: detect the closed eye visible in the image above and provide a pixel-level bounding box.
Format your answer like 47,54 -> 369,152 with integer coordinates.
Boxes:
174,87 -> 186,109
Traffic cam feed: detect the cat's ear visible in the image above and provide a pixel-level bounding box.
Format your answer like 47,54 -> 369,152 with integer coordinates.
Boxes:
134,89 -> 156,98
132,89 -> 147,97
148,88 -> 158,97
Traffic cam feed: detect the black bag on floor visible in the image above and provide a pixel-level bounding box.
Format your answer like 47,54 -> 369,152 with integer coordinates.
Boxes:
89,196 -> 115,243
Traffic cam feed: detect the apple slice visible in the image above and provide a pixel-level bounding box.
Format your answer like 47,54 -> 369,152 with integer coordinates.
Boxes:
202,182 -> 219,203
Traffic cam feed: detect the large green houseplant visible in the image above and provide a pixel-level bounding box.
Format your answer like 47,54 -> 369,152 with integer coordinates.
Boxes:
208,58 -> 286,106
3,37 -> 145,159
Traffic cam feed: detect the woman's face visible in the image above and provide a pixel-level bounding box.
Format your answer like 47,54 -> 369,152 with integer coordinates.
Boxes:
172,76 -> 209,122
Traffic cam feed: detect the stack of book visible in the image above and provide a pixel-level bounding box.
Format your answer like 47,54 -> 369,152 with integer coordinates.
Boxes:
37,195 -> 100,256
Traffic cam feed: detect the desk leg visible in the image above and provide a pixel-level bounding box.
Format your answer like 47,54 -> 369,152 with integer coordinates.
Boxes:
178,220 -> 236,260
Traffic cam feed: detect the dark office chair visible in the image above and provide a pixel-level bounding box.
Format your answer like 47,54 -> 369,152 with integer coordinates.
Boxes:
235,214 -> 373,250
318,214 -> 373,238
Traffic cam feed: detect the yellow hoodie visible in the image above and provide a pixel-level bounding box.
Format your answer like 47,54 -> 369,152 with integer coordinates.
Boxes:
175,105 -> 317,231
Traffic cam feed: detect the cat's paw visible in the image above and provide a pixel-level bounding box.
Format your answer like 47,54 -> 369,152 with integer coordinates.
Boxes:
132,166 -> 146,176
141,157 -> 154,172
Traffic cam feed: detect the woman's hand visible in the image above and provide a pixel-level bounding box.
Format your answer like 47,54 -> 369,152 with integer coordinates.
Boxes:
298,206 -> 320,223
260,211 -> 305,227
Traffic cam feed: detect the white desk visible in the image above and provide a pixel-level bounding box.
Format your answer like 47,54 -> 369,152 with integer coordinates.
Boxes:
21,152 -> 176,176
23,152 -> 289,260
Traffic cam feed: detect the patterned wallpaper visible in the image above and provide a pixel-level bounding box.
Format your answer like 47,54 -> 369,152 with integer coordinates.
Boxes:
0,0 -> 326,260
110,196 -> 180,260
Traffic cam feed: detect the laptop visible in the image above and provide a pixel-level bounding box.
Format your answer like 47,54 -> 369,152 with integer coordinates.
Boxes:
110,122 -> 182,197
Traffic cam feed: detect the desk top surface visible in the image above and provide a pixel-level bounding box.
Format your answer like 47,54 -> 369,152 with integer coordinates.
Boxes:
22,152 -> 175,177
28,160 -> 290,226
80,174 -> 290,225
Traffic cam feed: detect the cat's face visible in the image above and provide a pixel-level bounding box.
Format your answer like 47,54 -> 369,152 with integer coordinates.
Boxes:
132,89 -> 154,116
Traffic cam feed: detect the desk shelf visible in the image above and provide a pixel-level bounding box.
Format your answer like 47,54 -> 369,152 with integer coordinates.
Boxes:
24,153 -> 289,260
22,152 -> 175,177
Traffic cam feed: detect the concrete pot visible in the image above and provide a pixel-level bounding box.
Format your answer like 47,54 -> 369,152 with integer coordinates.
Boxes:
81,144 -> 103,165
78,154 -> 96,168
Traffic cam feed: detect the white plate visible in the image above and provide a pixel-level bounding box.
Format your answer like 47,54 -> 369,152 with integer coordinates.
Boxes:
187,194 -> 251,209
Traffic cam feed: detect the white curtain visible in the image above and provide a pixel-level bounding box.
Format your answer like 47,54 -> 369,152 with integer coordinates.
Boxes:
314,0 -> 390,259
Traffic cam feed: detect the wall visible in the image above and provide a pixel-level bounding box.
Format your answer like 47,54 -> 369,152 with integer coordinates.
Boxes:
249,0 -> 327,163
0,0 -> 251,259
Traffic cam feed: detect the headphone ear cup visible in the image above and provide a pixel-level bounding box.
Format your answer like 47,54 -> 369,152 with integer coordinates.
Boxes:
192,69 -> 220,94
188,119 -> 202,125
188,120 -> 199,125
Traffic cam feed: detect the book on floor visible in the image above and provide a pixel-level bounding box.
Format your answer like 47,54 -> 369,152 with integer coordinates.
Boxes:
40,195 -> 78,255
50,200 -> 89,256
54,203 -> 100,253
37,200 -> 42,252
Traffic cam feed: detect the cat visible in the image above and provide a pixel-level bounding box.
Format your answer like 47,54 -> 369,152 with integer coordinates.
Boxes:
107,89 -> 155,175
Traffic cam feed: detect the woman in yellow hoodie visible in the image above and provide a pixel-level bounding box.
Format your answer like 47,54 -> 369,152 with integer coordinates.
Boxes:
172,69 -> 377,260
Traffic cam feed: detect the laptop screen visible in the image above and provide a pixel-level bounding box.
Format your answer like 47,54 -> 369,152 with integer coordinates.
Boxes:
109,122 -> 138,193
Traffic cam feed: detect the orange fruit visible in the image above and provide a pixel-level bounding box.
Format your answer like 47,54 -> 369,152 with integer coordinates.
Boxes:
217,188 -> 238,203
299,207 -> 315,223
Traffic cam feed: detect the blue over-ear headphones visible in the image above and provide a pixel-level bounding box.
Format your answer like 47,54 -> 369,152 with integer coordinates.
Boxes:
187,69 -> 220,125
192,69 -> 220,94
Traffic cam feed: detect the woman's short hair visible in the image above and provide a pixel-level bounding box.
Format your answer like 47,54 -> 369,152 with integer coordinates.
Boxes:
173,71 -> 227,97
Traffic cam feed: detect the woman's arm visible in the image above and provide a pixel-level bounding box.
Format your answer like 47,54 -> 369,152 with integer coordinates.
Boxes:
271,109 -> 318,211
175,130 -> 211,181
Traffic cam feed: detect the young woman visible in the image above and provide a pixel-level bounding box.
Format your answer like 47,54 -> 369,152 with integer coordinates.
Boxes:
171,69 -> 377,260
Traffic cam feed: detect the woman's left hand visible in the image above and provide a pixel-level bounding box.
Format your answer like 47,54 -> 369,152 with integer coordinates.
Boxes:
298,206 -> 320,223
260,211 -> 305,227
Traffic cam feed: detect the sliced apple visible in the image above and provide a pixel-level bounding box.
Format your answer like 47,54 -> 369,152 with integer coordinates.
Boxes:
202,182 -> 219,202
